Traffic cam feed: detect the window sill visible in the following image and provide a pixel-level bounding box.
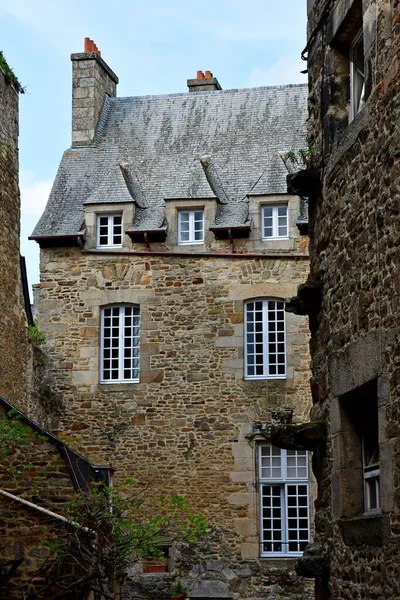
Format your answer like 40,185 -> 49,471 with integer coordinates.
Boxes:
261,237 -> 289,241
245,375 -> 286,381
178,241 -> 204,246
339,513 -> 390,547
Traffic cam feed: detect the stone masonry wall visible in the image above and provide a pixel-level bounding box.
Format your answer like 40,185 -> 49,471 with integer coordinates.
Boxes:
0,407 -> 77,597
305,0 -> 400,598
0,69 -> 32,411
34,235 -> 313,598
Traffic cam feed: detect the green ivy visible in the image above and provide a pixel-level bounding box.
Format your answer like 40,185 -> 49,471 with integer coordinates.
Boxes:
0,51 -> 25,94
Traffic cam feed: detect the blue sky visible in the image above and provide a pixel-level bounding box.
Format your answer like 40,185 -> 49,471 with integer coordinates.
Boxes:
0,0 -> 307,292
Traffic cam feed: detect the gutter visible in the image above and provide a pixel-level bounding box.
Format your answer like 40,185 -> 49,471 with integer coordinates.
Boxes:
82,249 -> 309,260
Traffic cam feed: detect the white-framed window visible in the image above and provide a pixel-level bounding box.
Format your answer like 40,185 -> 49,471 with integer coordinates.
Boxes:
100,305 -> 140,383
244,299 -> 286,379
97,214 -> 123,248
262,205 -> 288,240
259,444 -> 309,557
349,30 -> 365,122
362,417 -> 380,513
178,210 -> 204,245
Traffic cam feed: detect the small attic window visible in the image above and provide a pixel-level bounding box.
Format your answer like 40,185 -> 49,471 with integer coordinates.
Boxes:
178,210 -> 204,245
97,214 -> 123,248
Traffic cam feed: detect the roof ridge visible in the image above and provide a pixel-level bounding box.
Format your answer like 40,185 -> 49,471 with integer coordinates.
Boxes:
115,83 -> 308,102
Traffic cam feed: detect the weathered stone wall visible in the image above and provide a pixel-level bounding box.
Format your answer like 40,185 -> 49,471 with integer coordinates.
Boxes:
34,224 -> 313,598
304,0 -> 400,597
0,69 -> 32,411
0,407 -> 77,597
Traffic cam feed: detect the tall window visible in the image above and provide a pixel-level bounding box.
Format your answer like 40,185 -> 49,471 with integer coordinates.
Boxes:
362,395 -> 380,513
245,299 -> 286,379
178,210 -> 204,245
349,30 -> 365,122
97,214 -> 123,248
262,205 -> 288,240
100,306 -> 140,383
259,445 -> 309,557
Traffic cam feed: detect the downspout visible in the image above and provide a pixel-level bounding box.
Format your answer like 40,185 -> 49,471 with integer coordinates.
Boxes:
228,228 -> 235,254
143,232 -> 150,252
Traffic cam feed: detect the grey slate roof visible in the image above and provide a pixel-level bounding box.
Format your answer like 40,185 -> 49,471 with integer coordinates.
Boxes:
32,84 -> 308,237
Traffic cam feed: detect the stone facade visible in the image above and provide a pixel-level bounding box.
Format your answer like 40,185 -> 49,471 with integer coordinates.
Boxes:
294,0 -> 400,598
32,44 -> 315,599
34,222 -> 313,599
0,65 -> 32,412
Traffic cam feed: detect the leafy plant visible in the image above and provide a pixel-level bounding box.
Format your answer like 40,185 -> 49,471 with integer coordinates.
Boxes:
0,51 -> 25,93
172,580 -> 188,595
284,139 -> 314,168
28,321 -> 46,347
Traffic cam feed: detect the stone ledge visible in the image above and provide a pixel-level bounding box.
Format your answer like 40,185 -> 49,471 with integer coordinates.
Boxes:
339,513 -> 390,547
270,421 -> 326,451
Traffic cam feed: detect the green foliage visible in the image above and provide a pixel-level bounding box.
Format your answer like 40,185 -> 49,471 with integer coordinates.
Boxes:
0,51 -> 25,93
172,580 -> 188,595
285,139 -> 314,168
0,409 -> 37,462
28,321 -> 46,348
3,481 -> 207,599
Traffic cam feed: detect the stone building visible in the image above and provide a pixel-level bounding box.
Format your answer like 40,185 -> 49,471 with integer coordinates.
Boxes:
282,1 -> 400,598
0,57 -> 33,411
0,53 -> 113,599
31,40 -> 314,599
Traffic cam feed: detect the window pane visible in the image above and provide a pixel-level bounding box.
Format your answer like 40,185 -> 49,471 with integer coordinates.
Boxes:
101,306 -> 140,382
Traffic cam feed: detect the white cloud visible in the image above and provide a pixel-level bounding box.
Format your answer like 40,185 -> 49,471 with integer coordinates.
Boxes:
20,179 -> 52,291
20,179 -> 52,217
246,56 -> 307,87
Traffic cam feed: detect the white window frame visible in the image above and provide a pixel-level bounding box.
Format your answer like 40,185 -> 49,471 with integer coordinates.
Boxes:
244,299 -> 286,380
261,205 -> 288,240
259,445 -> 310,558
349,29 -> 365,122
100,305 -> 140,384
97,213 -> 123,248
362,437 -> 380,514
178,209 -> 204,245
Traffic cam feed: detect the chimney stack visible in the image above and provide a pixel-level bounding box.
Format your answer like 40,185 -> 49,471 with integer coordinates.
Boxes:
187,70 -> 222,92
71,38 -> 119,147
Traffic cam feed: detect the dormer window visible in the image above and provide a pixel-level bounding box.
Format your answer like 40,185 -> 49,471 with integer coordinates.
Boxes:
178,210 -> 204,245
262,205 -> 288,240
97,214 -> 123,248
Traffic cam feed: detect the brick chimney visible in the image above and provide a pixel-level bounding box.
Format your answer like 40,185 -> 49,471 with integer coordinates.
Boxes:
187,70 -> 222,92
71,38 -> 119,147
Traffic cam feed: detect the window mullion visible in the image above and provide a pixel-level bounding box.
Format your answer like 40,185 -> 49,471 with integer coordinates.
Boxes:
118,307 -> 124,382
273,207 -> 278,238
263,300 -> 268,377
282,484 -> 288,554
189,211 -> 194,241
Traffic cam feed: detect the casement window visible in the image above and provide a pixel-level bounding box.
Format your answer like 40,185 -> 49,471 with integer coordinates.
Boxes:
97,214 -> 123,248
244,299 -> 286,379
178,210 -> 204,244
259,444 -> 309,557
100,306 -> 140,383
362,399 -> 380,513
262,205 -> 288,240
349,30 -> 365,122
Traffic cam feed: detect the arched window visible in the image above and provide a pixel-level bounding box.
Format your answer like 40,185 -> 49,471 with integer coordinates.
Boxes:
244,299 -> 286,379
100,305 -> 140,383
